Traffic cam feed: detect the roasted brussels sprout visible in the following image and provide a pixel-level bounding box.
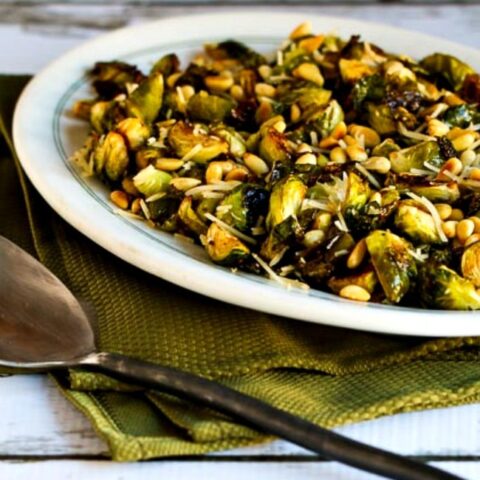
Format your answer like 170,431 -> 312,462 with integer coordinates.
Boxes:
328,267 -> 378,294
366,103 -> 396,135
205,40 -> 266,68
205,223 -> 250,266
421,53 -> 475,90
345,171 -> 371,211
133,165 -> 172,197
178,197 -> 208,236
394,200 -> 441,244
389,141 -> 443,174
419,262 -> 480,310
151,53 -> 180,77
461,241 -> 480,287
217,184 -> 269,232
168,121 -> 228,163
93,131 -> 129,181
116,117 -> 150,150
90,101 -> 123,134
397,181 -> 460,204
278,85 -> 331,111
258,127 -> 292,165
267,175 -> 307,229
126,72 -> 164,123
372,138 -> 400,158
186,91 -> 234,123
339,59 -> 376,83
214,127 -> 247,158
366,230 -> 417,303
351,74 -> 385,111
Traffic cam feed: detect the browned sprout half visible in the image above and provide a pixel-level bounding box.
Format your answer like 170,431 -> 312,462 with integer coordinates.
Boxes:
462,240 -> 480,287
126,72 -> 164,123
205,223 -> 250,266
93,132 -> 129,181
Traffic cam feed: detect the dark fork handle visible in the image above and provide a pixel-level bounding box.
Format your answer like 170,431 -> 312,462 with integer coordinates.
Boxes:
80,351 -> 462,480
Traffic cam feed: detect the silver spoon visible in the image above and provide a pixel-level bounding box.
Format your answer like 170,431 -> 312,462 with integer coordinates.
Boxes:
0,235 -> 462,480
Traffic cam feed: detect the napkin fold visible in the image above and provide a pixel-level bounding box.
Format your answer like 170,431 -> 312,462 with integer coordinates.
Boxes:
3,74 -> 480,461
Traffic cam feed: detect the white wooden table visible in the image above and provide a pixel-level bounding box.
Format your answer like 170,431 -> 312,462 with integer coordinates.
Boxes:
2,3 -> 480,479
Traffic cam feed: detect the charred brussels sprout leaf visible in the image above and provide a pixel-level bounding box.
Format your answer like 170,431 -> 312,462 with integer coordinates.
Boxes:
389,141 -> 443,174
443,104 -> 480,128
205,223 -> 250,266
151,53 -> 180,76
126,72 -> 164,123
90,101 -> 124,134
419,262 -> 480,310
394,200 -> 441,244
328,267 -> 378,294
168,121 -> 228,163
206,40 -> 266,68
187,91 -> 234,123
420,53 -> 475,91
351,74 -> 385,111
217,184 -> 269,232
90,61 -> 144,99
267,175 -> 307,229
366,230 -> 417,303
178,197 -> 207,236
133,165 -> 172,197
93,131 -> 129,181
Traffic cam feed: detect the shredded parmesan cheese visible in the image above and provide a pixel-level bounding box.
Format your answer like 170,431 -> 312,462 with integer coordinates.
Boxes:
310,131 -> 319,146
252,253 -> 309,291
145,192 -> 166,203
407,192 -> 448,243
355,163 -> 381,189
276,50 -> 284,66
139,199 -> 151,220
114,209 -> 143,221
398,122 -> 436,142
185,181 -> 241,197
180,143 -> 203,162
205,213 -> 257,245
269,246 -> 289,267
302,198 -> 333,212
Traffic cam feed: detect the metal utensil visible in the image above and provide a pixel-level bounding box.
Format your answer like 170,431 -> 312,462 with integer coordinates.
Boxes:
0,235 -> 462,480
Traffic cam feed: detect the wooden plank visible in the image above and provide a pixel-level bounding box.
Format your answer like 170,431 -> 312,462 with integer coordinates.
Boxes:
0,459 -> 477,480
1,374 -> 480,458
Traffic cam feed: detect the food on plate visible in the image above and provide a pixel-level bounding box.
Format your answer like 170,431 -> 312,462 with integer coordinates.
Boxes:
71,21 -> 480,309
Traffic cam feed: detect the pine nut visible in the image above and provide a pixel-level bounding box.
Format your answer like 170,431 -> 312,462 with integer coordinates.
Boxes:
255,82 -> 276,98
461,149 -> 476,166
444,93 -> 465,106
347,239 -> 367,269
272,120 -> 287,133
348,125 -> 381,148
469,168 -> 480,181
370,192 -> 382,205
289,21 -> 312,40
292,63 -> 324,86
181,85 -> 195,102
256,101 -> 273,124
446,127 -> 465,140
225,166 -> 249,182
343,135 -> 357,146
258,65 -> 272,80
121,177 -> 139,196
452,132 -> 476,152
330,147 -> 347,164
131,198 -> 142,214
230,84 -> 245,101
435,203 -> 453,221
296,142 -> 312,154
427,118 -> 450,137
346,145 -> 368,162
110,190 -> 129,210
465,233 -> 480,248
313,212 -> 332,230
438,157 -> 463,180
469,216 -> 480,233
442,220 -> 458,239
457,219 -> 475,244
332,122 -> 347,139
303,229 -> 326,248
298,35 -> 324,53
450,209 -> 465,221
205,75 -> 234,91
243,153 -> 269,176
155,158 -> 185,171
290,103 -> 301,123
339,285 -> 371,302
206,160 -> 234,184
296,153 -> 317,165
170,177 -> 202,191
363,156 -> 391,174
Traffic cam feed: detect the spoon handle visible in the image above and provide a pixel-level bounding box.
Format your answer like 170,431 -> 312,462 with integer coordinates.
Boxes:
80,352 -> 461,480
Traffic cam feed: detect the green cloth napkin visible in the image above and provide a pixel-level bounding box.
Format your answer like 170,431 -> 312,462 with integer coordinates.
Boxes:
3,74 -> 480,461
